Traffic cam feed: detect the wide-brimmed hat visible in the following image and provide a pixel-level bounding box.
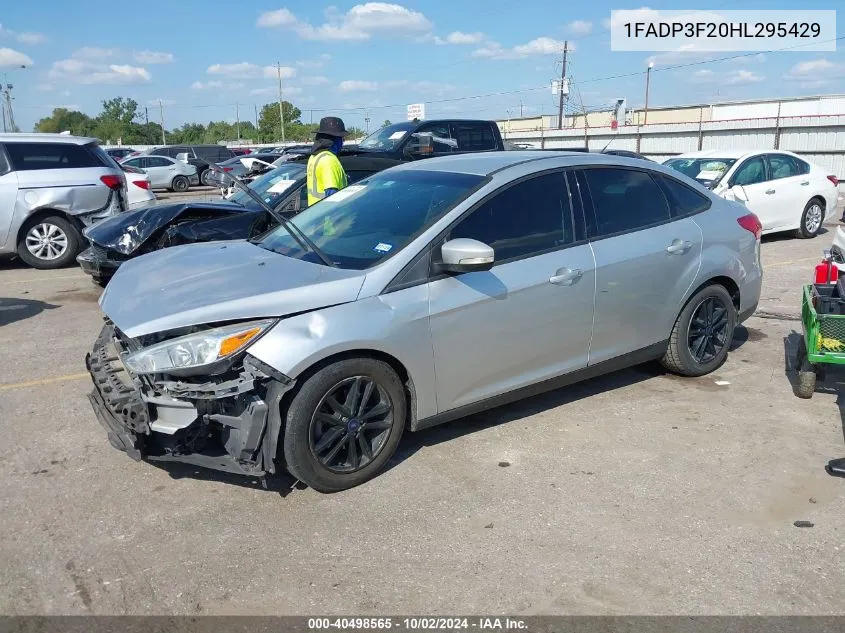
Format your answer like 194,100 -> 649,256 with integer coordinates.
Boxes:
316,116 -> 348,138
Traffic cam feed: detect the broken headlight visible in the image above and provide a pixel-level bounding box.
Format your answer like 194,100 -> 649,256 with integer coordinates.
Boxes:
123,320 -> 275,375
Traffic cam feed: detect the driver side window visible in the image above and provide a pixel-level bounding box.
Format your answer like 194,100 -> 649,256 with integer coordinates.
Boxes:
732,157 -> 767,186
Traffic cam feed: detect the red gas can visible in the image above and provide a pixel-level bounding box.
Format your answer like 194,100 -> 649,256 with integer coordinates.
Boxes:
815,259 -> 839,284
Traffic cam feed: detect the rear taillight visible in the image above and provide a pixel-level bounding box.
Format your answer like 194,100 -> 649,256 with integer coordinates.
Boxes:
100,175 -> 122,190
738,213 -> 762,240
132,180 -> 149,190
223,167 -> 234,172
828,175 -> 839,187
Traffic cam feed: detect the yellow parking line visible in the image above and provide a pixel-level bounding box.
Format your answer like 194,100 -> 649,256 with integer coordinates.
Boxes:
0,275 -> 86,286
0,372 -> 89,392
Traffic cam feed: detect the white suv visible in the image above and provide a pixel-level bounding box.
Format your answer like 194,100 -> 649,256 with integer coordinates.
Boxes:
0,134 -> 127,269
664,150 -> 839,238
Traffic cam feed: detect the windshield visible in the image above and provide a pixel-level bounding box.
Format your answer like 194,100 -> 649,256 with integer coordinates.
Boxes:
254,170 -> 486,269
229,163 -> 306,208
358,122 -> 416,151
663,157 -> 737,188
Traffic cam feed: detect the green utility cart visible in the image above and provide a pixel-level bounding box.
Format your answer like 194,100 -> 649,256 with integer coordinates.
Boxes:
797,283 -> 845,398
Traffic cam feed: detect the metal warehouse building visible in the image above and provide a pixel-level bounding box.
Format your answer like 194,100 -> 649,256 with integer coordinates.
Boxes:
498,94 -> 845,178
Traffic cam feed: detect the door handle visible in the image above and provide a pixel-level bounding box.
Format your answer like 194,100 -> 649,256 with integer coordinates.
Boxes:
765,189 -> 776,194
801,181 -> 810,186
549,267 -> 583,286
666,239 -> 693,255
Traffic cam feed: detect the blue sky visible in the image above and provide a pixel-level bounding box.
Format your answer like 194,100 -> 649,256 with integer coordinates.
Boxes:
1,0 -> 844,133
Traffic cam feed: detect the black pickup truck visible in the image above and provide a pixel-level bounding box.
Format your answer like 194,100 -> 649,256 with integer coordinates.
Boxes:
348,119 -> 505,160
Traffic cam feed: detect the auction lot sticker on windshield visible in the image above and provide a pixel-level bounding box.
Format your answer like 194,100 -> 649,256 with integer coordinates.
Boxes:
267,179 -> 295,193
373,242 -> 393,253
697,170 -> 724,181
324,185 -> 366,202
389,131 -> 407,140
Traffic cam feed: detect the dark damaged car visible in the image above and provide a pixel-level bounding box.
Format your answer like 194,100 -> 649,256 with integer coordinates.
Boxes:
77,155 -> 400,285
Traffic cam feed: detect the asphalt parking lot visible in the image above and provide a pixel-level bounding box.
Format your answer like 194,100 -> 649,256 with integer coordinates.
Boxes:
2,199 -> 845,615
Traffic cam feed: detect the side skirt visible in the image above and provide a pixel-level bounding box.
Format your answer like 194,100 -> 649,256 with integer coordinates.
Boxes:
413,341 -> 668,432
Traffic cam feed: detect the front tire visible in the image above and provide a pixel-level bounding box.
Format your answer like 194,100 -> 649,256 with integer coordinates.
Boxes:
171,175 -> 189,192
662,284 -> 737,377
283,358 -> 406,492
796,198 -> 824,239
16,215 -> 81,269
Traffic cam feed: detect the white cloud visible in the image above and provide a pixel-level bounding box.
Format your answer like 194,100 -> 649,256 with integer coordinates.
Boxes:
36,83 -> 53,91
257,3 -> 432,41
436,31 -> 485,45
473,37 -> 571,60
607,7 -> 662,30
207,62 -> 296,80
729,53 -> 766,65
0,24 -> 47,44
302,75 -> 330,86
784,58 -> 845,88
646,46 -> 711,67
47,59 -> 150,84
256,8 -> 298,28
72,46 -> 119,59
0,47 -> 33,67
191,80 -> 223,90
690,68 -> 764,86
133,50 -> 174,64
296,54 -> 332,68
565,20 -> 593,36
339,80 -> 379,91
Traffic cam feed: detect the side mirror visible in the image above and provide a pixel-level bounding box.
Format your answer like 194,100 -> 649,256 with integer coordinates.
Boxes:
731,184 -> 749,202
439,238 -> 494,274
204,167 -> 234,189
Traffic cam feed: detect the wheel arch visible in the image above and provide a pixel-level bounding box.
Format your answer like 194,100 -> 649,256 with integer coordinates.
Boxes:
277,348 -> 419,435
15,207 -> 79,244
673,274 -> 741,329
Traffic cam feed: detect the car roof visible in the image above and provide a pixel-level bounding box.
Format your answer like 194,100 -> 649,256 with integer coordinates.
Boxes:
0,133 -> 97,145
671,149 -> 770,160
391,151 -> 659,177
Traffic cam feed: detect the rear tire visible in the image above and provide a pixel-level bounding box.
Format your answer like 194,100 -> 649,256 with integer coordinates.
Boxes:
795,338 -> 817,399
283,357 -> 406,493
795,198 -> 824,239
16,215 -> 81,269
661,284 -> 737,377
171,175 -> 189,192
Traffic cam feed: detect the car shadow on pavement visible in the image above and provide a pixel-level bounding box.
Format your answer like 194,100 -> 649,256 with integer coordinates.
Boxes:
0,297 -> 60,327
147,461 -> 305,497
762,226 -> 830,245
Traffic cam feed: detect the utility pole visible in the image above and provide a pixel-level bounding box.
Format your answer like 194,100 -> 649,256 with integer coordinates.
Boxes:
643,61 -> 654,125
254,104 -> 259,141
3,83 -> 18,132
276,62 -> 286,143
158,99 -> 166,145
557,41 -> 568,130
236,102 -> 241,141
520,101 -> 524,118
365,111 -> 370,133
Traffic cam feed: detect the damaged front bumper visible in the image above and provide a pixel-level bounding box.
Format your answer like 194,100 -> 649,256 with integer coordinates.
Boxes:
85,322 -> 293,477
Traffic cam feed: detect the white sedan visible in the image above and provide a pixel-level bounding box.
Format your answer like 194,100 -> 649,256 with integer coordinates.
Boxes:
664,150 -> 840,238
120,155 -> 199,192
120,164 -> 157,209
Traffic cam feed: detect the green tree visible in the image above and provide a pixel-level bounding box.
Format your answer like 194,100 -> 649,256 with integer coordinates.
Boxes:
258,101 -> 302,141
346,126 -> 367,139
34,108 -> 94,135
382,119 -> 392,127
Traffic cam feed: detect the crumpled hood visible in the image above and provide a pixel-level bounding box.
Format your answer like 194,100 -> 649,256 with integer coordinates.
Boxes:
100,241 -> 366,338
84,200 -> 253,254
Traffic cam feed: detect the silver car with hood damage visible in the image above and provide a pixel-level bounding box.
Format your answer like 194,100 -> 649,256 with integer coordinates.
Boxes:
87,152 -> 762,492
0,134 -> 127,268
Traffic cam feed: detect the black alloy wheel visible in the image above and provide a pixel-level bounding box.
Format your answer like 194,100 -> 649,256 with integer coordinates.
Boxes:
309,376 -> 393,474
687,296 -> 731,365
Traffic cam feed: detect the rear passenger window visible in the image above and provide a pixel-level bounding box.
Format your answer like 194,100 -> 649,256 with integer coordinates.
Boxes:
767,154 -> 800,180
452,123 -> 497,151
449,172 -> 573,262
147,157 -> 172,167
583,168 -> 671,237
657,175 -> 711,216
0,147 -> 11,175
6,143 -> 102,170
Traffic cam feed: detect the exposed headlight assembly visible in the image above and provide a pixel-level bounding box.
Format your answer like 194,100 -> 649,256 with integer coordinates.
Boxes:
123,319 -> 275,375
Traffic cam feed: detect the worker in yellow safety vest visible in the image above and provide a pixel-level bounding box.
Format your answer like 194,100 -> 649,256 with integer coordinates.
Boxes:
306,117 -> 349,207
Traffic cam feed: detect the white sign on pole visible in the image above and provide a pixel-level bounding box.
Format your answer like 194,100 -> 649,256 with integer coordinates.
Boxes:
407,103 -> 425,121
